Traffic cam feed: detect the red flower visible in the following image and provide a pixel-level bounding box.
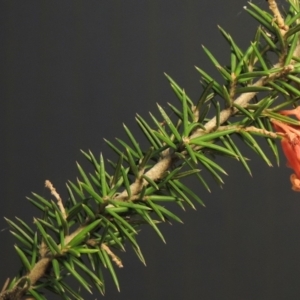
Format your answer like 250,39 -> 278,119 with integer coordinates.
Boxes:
272,107 -> 300,191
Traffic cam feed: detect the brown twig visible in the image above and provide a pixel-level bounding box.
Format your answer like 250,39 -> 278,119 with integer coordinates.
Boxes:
101,244 -> 123,268
267,0 -> 289,35
1,2 -> 299,298
45,180 -> 67,220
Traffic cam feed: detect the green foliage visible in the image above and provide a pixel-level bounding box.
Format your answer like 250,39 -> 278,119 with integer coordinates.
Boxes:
3,1 -> 300,299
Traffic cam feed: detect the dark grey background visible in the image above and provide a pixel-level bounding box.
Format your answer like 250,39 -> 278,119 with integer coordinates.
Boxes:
1,1 -> 300,299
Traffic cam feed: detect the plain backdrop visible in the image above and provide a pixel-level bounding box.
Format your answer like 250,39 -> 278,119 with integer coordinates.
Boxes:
1,1 -> 300,299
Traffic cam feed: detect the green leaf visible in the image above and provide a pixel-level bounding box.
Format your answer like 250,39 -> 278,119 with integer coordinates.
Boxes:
72,257 -> 104,288
211,99 -> 221,128
160,166 -> 182,185
195,81 -> 215,114
106,228 -> 125,251
136,114 -> 162,150
273,22 -> 286,49
221,134 -> 252,176
258,27 -> 277,51
285,32 -> 299,65
149,111 -> 171,136
131,243 -> 146,265
251,42 -> 269,71
27,197 -> 55,218
184,142 -> 198,164
10,231 -> 32,249
14,245 -> 31,271
139,208 -> 166,242
236,86 -> 272,93
52,203 -> 68,237
67,219 -> 102,248
182,89 -> 189,137
74,247 -> 99,254
234,44 -> 255,76
238,131 -> 272,166
173,180 -> 205,206
104,138 -> 124,158
202,45 -> 232,81
172,169 -> 201,179
80,150 -> 99,172
148,195 -> 180,202
111,154 -> 123,187
191,128 -> 236,142
80,182 -> 104,204
101,248 -> 120,291
286,10 -> 300,26
168,180 -> 195,209
267,111 -> 300,125
236,70 -> 272,81
35,219 -> 60,255
125,147 -> 139,178
15,217 -> 34,236
168,84 -> 194,120
63,260 -> 92,293
157,104 -> 182,141
152,131 -> 177,149
82,204 -> 96,220
116,138 -> 139,159
176,152 -> 211,192
222,85 -> 232,107
67,180 -> 85,200
167,102 -> 183,120
52,258 -> 61,279
164,73 -> 194,106
195,151 -> 227,175
7,277 -> 19,290
190,139 -> 237,157
30,233 -> 38,267
267,81 -> 290,96
233,103 -> 254,120
58,281 -> 85,299
30,193 -> 52,209
77,162 -> 93,189
105,208 -> 137,234
5,218 -> 34,245
285,23 -> 300,38
195,152 -> 225,185
252,95 -> 276,119
244,3 -> 274,33
100,153 -> 108,197
138,147 -> 154,171
146,198 -> 165,221
68,247 -> 81,257
195,66 -> 223,96
198,102 -> 211,124
108,199 -> 151,211
44,235 -> 61,256
257,117 -> 279,165
123,123 -> 143,157
88,172 -> 102,191
120,166 -> 131,198
155,204 -> 183,223
27,289 -> 47,300
289,0 -> 300,14
275,80 -> 300,96
66,183 -> 78,206
66,203 -> 84,223
287,74 -> 300,85
142,174 -> 159,190
218,26 -> 243,61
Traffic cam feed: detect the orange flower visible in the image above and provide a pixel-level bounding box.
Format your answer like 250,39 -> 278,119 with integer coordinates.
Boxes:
272,107 -> 300,191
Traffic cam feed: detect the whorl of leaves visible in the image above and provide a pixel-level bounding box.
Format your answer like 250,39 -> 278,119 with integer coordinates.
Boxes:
2,1 -> 300,299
